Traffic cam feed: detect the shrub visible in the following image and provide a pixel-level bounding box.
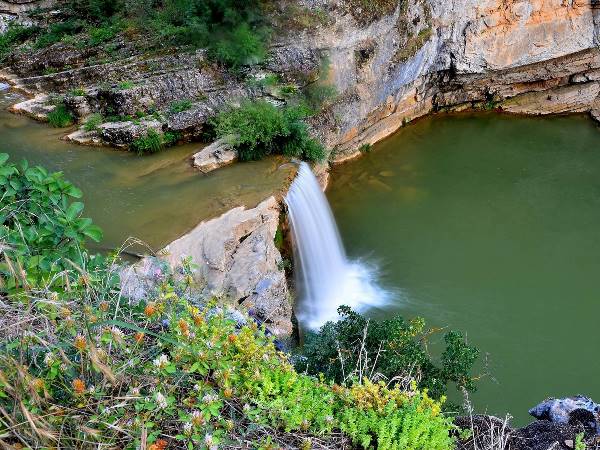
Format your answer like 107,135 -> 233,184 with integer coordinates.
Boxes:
68,0 -> 124,22
34,19 -> 86,48
209,22 -> 268,69
298,306 -> 480,400
118,80 -> 134,90
0,154 -> 103,294
47,104 -> 75,127
83,112 -> 103,131
0,23 -> 39,59
168,98 -> 193,114
131,128 -> 163,154
212,100 -> 325,162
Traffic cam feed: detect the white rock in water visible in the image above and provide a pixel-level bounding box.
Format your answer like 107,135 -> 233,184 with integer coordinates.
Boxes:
192,136 -> 238,173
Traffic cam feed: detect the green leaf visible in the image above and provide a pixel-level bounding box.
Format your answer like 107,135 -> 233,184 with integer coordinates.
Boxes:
66,202 -> 84,221
82,224 -> 103,242
66,185 -> 83,198
9,179 -> 21,191
0,153 -> 8,165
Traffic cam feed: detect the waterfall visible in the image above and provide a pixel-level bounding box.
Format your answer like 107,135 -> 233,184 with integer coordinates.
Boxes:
285,162 -> 388,329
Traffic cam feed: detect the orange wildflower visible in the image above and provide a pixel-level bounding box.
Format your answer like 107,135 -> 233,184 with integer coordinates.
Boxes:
227,334 -> 237,344
144,302 -> 157,318
192,314 -> 204,326
178,319 -> 189,336
149,439 -> 168,450
99,301 -> 109,312
72,378 -> 85,395
134,332 -> 145,344
74,335 -> 86,351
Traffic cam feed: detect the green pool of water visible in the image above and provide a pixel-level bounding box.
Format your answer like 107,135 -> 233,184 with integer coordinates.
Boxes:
327,112 -> 600,424
0,90 -> 293,252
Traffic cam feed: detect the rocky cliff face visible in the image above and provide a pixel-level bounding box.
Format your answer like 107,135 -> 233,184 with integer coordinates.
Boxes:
4,0 -> 600,157
291,0 -> 600,160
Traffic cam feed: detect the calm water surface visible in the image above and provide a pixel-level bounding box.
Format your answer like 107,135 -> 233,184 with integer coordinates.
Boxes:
327,112 -> 600,423
0,89 -> 293,251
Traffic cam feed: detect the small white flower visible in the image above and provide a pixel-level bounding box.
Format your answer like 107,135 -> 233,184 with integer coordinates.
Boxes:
155,392 -> 168,409
111,326 -> 124,339
153,354 -> 169,369
44,352 -> 55,366
194,383 -> 202,392
131,387 -> 140,396
88,385 -> 96,393
202,393 -> 218,404
243,403 -> 250,413
183,422 -> 192,435
192,410 -> 202,419
325,415 -> 334,424
204,434 -> 214,447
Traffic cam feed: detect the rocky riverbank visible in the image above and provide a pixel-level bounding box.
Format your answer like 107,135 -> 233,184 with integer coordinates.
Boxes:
2,0 -> 600,160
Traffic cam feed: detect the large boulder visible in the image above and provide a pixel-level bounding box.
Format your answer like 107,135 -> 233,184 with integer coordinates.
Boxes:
161,196 -> 292,338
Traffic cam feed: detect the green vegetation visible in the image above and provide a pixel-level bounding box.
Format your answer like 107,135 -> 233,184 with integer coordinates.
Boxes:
130,129 -> 179,154
118,80 -> 135,90
1,1 -> 274,69
67,0 -> 272,68
575,432 -> 587,450
83,112 -> 104,131
0,23 -> 39,59
299,305 -> 480,400
359,143 -> 372,153
0,158 -> 458,449
69,87 -> 87,97
0,154 -> 102,295
212,100 -> 325,162
169,98 -> 193,114
47,104 -> 75,128
131,128 -> 163,154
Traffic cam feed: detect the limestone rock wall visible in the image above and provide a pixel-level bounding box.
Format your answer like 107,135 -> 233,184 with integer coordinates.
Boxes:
161,197 -> 292,338
293,0 -> 600,160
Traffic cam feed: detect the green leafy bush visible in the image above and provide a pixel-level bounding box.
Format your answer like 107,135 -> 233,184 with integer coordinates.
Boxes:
0,23 -> 39,59
0,154 -> 102,294
47,104 -> 75,128
212,100 -> 325,162
210,22 -> 268,69
131,128 -> 163,154
83,113 -> 103,131
168,98 -> 193,114
35,19 -> 86,48
298,306 -> 480,400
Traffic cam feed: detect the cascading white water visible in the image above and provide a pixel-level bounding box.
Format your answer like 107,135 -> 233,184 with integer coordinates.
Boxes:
285,162 -> 388,328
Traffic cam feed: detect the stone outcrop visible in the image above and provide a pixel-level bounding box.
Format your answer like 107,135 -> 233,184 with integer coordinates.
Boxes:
98,119 -> 163,148
192,137 -> 238,173
4,0 -> 600,154
161,196 -> 292,338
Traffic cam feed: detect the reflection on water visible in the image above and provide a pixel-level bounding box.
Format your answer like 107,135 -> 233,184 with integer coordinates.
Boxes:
0,90 -> 294,251
327,112 -> 600,424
